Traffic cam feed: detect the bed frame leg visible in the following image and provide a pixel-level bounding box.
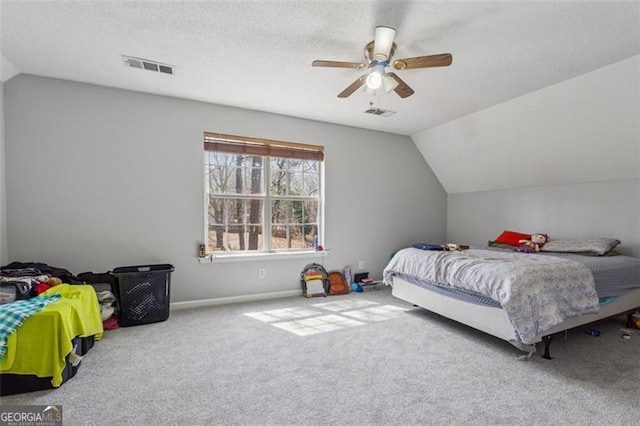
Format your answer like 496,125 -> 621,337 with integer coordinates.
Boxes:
626,313 -> 634,328
542,335 -> 553,360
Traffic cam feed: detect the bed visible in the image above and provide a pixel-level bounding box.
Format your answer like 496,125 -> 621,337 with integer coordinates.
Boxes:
0,284 -> 104,395
383,243 -> 640,358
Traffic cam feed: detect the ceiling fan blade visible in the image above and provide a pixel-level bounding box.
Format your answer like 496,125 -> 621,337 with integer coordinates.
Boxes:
387,73 -> 414,98
312,60 -> 367,69
392,53 -> 453,70
372,26 -> 396,61
337,75 -> 367,98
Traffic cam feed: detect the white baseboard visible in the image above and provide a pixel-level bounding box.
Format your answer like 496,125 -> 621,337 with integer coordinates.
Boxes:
170,289 -> 302,311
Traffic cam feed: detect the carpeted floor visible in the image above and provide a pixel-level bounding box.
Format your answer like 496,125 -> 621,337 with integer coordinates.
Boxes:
2,287 -> 639,425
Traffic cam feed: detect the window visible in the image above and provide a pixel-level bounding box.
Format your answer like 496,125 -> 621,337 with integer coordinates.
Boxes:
204,132 -> 324,255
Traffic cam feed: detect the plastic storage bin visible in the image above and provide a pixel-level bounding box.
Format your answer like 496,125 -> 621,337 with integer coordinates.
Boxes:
112,264 -> 174,327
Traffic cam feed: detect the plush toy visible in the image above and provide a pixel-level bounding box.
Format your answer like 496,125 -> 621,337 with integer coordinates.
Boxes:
47,277 -> 62,286
517,233 -> 548,253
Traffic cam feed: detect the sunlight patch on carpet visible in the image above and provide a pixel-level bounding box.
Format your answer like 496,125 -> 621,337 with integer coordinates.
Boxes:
342,305 -> 407,322
310,299 -> 378,312
244,307 -> 322,323
244,301 -> 407,336
271,314 -> 365,336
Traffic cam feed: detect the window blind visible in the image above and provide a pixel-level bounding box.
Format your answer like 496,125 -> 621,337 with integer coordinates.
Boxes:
204,132 -> 324,162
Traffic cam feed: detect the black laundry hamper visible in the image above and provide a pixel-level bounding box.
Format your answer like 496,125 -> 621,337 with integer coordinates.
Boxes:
112,264 -> 174,327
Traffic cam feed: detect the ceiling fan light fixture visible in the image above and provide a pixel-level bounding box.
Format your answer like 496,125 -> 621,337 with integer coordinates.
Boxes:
382,73 -> 399,93
366,71 -> 382,90
364,85 -> 377,96
365,64 -> 385,90
373,26 -> 396,61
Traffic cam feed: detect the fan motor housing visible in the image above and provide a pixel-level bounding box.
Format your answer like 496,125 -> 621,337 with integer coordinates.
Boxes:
364,41 -> 396,64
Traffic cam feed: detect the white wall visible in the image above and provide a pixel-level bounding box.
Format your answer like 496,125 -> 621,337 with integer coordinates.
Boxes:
0,83 -> 6,265
1,53 -> 20,266
447,179 -> 640,257
412,55 -> 640,194
4,75 -> 447,302
1,55 -> 19,83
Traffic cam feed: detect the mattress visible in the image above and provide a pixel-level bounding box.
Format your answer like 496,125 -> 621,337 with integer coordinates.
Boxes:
389,247 -> 640,308
538,252 -> 640,297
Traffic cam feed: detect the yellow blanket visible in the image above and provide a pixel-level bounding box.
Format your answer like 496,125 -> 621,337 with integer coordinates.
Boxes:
0,284 -> 104,386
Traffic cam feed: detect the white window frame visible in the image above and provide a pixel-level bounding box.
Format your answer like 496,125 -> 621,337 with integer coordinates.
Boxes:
203,133 -> 325,259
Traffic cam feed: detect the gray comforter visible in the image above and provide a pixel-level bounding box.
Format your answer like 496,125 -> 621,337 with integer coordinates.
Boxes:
383,248 -> 600,344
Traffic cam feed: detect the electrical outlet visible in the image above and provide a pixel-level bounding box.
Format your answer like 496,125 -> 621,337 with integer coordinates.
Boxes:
358,260 -> 364,270
258,268 -> 266,279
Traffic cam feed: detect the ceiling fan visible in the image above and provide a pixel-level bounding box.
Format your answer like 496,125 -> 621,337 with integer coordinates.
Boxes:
312,26 -> 452,98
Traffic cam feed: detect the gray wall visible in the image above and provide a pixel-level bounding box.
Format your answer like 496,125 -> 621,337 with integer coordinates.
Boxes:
0,83 -> 6,265
4,75 -> 447,302
447,179 -> 640,257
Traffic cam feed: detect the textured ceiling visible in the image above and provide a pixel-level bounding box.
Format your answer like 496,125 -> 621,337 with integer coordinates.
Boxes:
1,1 -> 639,136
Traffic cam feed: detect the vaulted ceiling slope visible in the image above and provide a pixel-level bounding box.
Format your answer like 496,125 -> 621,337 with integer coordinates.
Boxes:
1,1 -> 638,136
412,55 -> 640,194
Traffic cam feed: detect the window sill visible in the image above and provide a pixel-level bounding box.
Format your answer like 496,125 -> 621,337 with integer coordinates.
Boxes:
197,250 -> 330,264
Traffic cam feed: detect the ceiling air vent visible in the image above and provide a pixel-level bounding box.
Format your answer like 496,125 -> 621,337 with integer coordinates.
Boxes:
364,107 -> 396,117
122,55 -> 175,75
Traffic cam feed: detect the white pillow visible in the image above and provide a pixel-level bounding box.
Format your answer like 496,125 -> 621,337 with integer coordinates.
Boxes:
540,238 -> 620,255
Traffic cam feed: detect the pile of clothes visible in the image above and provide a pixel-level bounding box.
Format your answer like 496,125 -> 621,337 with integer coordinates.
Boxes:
0,270 -> 58,302
95,289 -> 118,330
0,262 -> 119,330
0,263 -> 74,303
